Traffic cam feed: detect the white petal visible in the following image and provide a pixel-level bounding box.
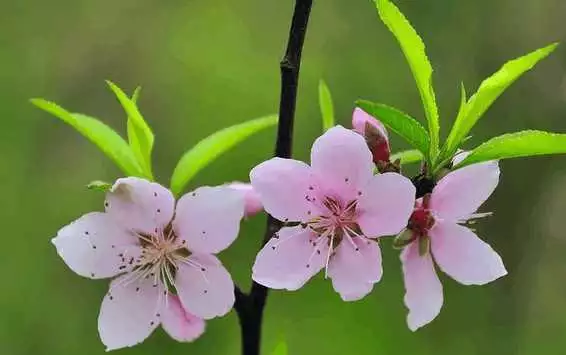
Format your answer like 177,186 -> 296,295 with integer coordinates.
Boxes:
52,212 -> 141,279
105,177 -> 175,234
175,254 -> 235,320
98,274 -> 162,350
174,186 -> 244,254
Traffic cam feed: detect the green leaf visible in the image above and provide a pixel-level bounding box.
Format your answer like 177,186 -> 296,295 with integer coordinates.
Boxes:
443,43 -> 558,160
390,149 -> 423,165
356,100 -> 430,158
455,130 -> 566,168
318,80 -> 335,131
272,340 -> 288,355
170,114 -> 278,196
87,180 -> 112,192
106,80 -> 154,179
374,0 -> 440,158
30,98 -> 145,177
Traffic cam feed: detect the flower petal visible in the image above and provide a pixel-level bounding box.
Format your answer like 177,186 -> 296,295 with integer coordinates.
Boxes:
160,295 -> 206,342
310,125 -> 374,200
250,158 -> 319,222
174,186 -> 244,254
52,212 -> 141,279
98,274 -> 161,351
227,182 -> 264,217
401,241 -> 443,331
175,254 -> 235,320
328,238 -> 382,301
105,177 -> 175,234
431,162 -> 500,221
252,226 -> 327,291
430,221 -> 507,285
352,108 -> 389,142
357,173 -> 416,237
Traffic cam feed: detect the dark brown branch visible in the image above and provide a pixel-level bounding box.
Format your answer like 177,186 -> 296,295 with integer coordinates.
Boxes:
233,1 -> 313,354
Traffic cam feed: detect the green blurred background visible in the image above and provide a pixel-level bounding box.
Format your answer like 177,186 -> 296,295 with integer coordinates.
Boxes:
2,0 -> 566,354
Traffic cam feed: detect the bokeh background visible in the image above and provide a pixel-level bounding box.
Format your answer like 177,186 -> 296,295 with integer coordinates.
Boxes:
2,0 -> 566,354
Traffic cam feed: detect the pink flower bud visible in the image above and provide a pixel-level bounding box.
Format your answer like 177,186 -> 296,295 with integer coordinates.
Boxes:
352,108 -> 391,165
227,182 -> 264,217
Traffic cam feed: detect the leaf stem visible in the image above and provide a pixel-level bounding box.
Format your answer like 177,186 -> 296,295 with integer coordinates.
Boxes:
233,1 -> 313,354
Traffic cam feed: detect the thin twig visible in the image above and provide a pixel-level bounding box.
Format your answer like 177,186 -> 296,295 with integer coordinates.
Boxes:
233,1 -> 314,354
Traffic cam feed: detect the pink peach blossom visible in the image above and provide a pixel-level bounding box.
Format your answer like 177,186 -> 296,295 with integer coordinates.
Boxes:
250,126 -> 415,301
400,160 -> 507,331
52,178 -> 244,350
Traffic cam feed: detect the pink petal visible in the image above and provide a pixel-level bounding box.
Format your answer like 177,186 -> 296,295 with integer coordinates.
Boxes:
105,177 -> 175,235
175,254 -> 235,320
401,241 -> 443,331
351,108 -> 389,142
430,221 -> 507,285
52,212 -> 141,279
160,295 -> 206,342
250,158 -> 320,222
310,125 -> 374,201
98,274 -> 161,351
252,226 -> 327,291
430,162 -> 500,221
174,186 -> 244,254
328,238 -> 382,301
227,182 -> 264,217
357,173 -> 416,237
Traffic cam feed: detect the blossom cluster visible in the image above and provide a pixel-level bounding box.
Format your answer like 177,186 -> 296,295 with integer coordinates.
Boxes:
53,109 -> 506,350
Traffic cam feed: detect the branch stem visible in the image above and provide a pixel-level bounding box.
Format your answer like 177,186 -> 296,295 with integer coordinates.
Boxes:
233,1 -> 313,354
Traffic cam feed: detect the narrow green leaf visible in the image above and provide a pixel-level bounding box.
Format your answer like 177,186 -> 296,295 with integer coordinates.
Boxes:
106,81 -> 154,178
272,340 -> 288,355
356,100 -> 430,157
444,43 -> 558,160
390,149 -> 423,165
318,80 -> 335,131
459,82 -> 467,113
170,115 -> 278,196
30,98 -> 145,177
455,130 -> 566,168
126,86 -> 144,177
374,0 -> 440,157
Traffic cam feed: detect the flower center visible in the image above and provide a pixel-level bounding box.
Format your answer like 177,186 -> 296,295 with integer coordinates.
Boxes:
125,225 -> 192,290
307,196 -> 361,247
407,196 -> 435,238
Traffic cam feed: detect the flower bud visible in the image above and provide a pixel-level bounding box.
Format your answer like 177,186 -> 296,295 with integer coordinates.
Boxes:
227,182 -> 263,217
352,108 -> 392,170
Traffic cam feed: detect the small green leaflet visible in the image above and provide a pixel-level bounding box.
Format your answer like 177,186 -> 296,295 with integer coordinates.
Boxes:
106,81 -> 154,179
87,180 -> 112,192
271,340 -> 288,355
356,100 -> 430,159
318,80 -> 335,131
390,149 -> 423,165
443,43 -> 558,161
454,130 -> 566,168
170,114 -> 278,196
30,98 -> 145,177
374,0 -> 440,158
